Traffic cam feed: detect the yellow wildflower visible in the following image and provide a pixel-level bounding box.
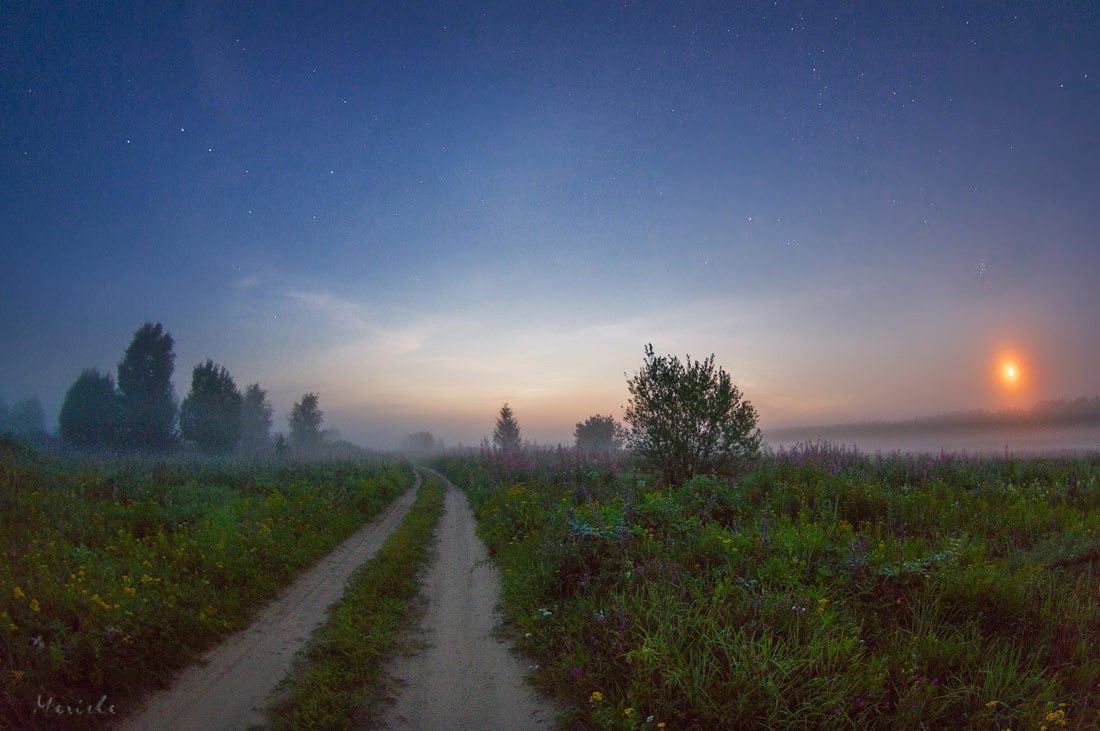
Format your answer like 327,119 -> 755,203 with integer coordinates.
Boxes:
11,670 -> 23,681
29,598 -> 40,613
589,691 -> 604,704
12,586 -> 25,600
985,700 -> 998,708
624,707 -> 635,717
1043,708 -> 1067,728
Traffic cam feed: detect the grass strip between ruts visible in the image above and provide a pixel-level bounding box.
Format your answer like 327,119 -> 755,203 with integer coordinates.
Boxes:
267,469 -> 446,729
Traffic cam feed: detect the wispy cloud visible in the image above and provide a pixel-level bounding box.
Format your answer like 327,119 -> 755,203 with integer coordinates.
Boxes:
285,290 -> 424,356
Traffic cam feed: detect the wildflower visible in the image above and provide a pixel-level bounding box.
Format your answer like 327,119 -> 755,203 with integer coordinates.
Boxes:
658,724 -> 666,729
1043,708 -> 1068,728
29,598 -> 40,613
646,715 -> 654,723
11,670 -> 24,681
12,586 -> 25,600
589,691 -> 604,704
623,707 -> 634,717
986,700 -> 998,708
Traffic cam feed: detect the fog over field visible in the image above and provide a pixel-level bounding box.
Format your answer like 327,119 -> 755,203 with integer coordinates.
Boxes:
768,423 -> 1100,457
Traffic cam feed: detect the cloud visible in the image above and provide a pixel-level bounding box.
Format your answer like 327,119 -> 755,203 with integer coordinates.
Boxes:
284,289 -> 424,356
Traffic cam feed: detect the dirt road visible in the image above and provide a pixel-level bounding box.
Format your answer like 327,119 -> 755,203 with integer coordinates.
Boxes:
116,474 -> 422,731
382,472 -> 555,730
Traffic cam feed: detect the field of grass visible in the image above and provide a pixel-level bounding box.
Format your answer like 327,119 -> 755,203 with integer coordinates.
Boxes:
435,444 -> 1100,729
268,469 -> 445,729
0,437 -> 413,728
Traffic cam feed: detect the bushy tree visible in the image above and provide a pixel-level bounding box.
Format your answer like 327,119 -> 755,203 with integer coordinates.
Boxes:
180,360 -> 242,453
492,403 -> 522,451
624,344 -> 761,486
117,322 -> 177,450
239,383 -> 274,453
289,392 -> 323,452
59,369 -> 119,447
574,414 -> 626,452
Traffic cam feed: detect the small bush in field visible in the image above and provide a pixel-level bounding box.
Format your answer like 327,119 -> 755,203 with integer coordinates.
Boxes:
624,343 -> 762,486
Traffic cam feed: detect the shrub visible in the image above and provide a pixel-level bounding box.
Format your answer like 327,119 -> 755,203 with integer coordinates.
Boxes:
624,343 -> 761,486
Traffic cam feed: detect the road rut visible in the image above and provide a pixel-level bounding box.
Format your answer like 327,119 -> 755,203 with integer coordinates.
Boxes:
382,471 -> 555,730
116,473 -> 422,731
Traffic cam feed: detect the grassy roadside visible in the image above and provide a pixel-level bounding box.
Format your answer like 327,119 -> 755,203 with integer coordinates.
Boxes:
435,449 -> 1100,729
268,469 -> 446,729
0,437 -> 413,728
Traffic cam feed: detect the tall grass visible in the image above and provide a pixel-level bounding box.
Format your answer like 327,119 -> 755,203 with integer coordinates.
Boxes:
0,436 -> 413,729
436,444 -> 1100,729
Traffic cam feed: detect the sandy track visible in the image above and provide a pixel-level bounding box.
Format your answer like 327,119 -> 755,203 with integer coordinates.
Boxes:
115,473 -> 422,731
382,471 -> 555,730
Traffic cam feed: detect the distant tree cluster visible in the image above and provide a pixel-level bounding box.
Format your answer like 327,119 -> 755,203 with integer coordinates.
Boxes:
55,321 -> 335,456
0,397 -> 45,436
574,414 -> 626,452
485,344 -> 762,487
401,430 -> 443,456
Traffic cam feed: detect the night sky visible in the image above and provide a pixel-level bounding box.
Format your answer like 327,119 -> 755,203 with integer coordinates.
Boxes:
2,2 -> 1098,448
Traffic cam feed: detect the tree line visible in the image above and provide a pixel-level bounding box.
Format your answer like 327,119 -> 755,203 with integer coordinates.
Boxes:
56,322 -> 329,455
488,344 -> 762,485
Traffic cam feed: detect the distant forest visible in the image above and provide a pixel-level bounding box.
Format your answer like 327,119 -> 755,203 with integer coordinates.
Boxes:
769,397 -> 1100,440
0,321 -> 349,457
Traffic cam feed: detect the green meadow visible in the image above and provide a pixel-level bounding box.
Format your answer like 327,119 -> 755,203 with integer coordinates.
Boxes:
435,445 -> 1100,729
0,437 -> 412,728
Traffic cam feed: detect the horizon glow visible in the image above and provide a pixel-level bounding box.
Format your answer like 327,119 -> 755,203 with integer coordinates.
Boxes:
2,2 -> 1098,449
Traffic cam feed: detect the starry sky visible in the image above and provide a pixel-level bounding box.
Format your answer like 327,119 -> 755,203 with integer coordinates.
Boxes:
2,1 -> 1098,448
